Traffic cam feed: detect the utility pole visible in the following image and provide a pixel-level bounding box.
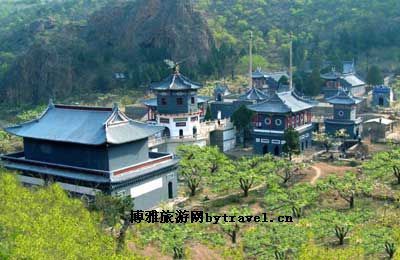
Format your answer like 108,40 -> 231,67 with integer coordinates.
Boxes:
289,34 -> 293,90
249,31 -> 253,88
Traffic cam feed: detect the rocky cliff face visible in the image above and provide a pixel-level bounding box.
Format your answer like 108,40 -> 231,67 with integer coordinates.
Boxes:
87,0 -> 214,65
1,0 -> 215,106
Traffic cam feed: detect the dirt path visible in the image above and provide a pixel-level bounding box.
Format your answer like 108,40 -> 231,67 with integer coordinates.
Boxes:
310,166 -> 322,185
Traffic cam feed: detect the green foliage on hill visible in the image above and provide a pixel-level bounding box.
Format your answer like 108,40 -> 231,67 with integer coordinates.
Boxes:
1,0 -> 400,106
0,172 -> 125,259
199,0 -> 400,73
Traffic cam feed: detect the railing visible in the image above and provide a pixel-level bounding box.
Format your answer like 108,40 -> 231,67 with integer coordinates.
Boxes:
1,152 -> 110,177
2,151 -> 175,178
147,118 -> 234,147
113,154 -> 174,176
157,111 -> 201,118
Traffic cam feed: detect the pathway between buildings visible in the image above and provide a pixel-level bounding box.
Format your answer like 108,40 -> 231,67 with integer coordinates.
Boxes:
310,166 -> 322,185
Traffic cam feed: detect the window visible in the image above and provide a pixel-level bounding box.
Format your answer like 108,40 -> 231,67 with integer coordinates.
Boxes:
265,118 -> 272,125
338,111 -> 344,117
176,122 -> 186,127
177,97 -> 183,105
160,118 -> 170,124
40,144 -> 52,154
191,97 -> 195,104
161,98 -> 167,105
296,115 -> 299,123
275,119 -> 282,126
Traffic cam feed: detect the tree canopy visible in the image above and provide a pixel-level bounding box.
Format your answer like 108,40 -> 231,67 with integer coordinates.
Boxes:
0,173 -> 123,259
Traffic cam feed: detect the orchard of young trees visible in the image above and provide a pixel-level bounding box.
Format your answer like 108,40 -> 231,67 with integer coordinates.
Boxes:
171,144 -> 400,259
1,144 -> 400,259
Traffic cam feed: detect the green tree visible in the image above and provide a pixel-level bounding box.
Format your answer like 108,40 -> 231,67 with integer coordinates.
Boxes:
92,193 -> 134,253
283,127 -> 300,160
236,55 -> 268,74
16,105 -> 47,123
231,155 -> 275,197
204,104 -> 212,121
231,105 -> 254,147
243,222 -> 308,259
363,147 -> 400,185
317,172 -> 373,209
309,209 -> 371,246
265,182 -> 318,218
304,68 -> 322,96
219,207 -> 251,244
177,146 -> 208,196
0,173 -> 120,259
366,65 -> 384,86
275,159 -> 304,185
335,128 -> 349,153
313,132 -> 335,153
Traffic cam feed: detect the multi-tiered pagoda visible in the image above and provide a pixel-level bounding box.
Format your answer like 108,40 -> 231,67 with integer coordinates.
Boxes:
324,88 -> 363,139
144,66 -> 208,139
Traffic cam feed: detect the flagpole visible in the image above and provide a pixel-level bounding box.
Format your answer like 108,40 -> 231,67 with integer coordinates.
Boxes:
289,34 -> 293,90
249,31 -> 253,88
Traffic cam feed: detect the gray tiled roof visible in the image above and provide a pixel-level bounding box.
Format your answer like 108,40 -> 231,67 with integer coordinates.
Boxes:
143,98 -> 157,107
341,74 -> 365,87
198,96 -> 211,103
373,85 -> 391,93
5,104 -> 164,145
248,91 -> 313,113
214,84 -> 231,96
326,88 -> 362,105
252,69 -> 289,82
343,61 -> 355,74
239,87 -> 269,101
150,73 -> 202,90
321,70 -> 341,80
252,69 -> 266,79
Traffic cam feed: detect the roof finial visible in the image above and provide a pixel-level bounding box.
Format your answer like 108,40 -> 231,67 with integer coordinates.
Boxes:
173,63 -> 180,74
113,102 -> 119,111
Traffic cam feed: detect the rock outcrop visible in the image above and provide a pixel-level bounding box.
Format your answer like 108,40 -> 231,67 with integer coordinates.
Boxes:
1,0 -> 215,105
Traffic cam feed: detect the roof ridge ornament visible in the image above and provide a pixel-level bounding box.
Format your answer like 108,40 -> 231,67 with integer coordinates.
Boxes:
48,98 -> 55,108
112,103 -> 119,112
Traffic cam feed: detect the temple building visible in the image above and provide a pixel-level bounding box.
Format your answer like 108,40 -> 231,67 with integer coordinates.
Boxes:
214,84 -> 231,102
364,117 -> 396,142
324,88 -> 363,139
372,85 -> 393,107
252,69 -> 289,91
210,86 -> 269,120
1,102 -> 179,210
321,63 -> 366,98
321,68 -> 342,98
248,91 -> 314,156
144,66 -> 209,140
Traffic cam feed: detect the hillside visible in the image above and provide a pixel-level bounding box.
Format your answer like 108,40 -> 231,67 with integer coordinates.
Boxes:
1,0 -> 400,107
199,0 -> 400,73
0,0 -> 216,106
